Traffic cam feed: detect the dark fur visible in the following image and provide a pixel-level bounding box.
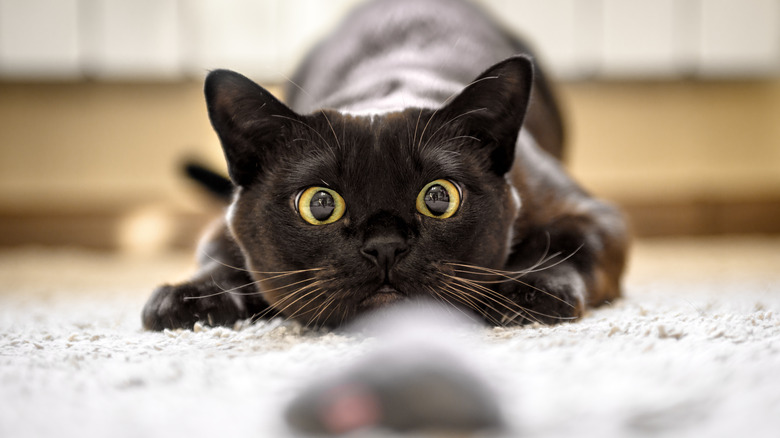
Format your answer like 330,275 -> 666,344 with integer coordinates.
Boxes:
142,0 -> 628,331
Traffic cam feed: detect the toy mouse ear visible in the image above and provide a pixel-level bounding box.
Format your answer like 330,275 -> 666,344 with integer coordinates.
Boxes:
205,69 -> 301,187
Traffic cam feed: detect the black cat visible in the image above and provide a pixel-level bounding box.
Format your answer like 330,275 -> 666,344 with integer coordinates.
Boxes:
142,0 -> 628,331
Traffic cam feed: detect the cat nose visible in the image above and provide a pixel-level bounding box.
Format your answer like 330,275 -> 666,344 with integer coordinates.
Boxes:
361,235 -> 409,279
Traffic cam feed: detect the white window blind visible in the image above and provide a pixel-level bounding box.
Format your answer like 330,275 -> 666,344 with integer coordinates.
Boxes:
0,0 -> 777,81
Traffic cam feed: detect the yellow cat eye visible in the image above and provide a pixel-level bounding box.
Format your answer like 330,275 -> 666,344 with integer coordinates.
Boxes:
416,179 -> 461,219
297,187 -> 346,225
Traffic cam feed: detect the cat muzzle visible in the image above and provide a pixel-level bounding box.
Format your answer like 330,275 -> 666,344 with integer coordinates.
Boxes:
358,285 -> 406,311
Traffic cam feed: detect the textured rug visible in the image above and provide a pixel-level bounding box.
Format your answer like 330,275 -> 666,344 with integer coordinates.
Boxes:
1,237 -> 779,437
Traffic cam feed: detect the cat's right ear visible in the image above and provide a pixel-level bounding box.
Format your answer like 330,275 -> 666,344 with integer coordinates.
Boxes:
205,69 -> 301,187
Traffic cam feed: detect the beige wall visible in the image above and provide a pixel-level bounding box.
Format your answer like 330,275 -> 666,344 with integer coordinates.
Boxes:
0,81 -> 216,213
1,78 -> 779,220
564,80 -> 780,203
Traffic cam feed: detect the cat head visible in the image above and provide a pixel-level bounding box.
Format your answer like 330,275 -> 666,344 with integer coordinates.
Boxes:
205,56 -> 533,326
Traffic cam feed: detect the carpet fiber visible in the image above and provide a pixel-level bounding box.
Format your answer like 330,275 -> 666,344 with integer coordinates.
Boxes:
1,237 -> 779,437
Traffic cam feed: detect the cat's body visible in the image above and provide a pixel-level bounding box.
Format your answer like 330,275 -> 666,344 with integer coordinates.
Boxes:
142,0 -> 628,331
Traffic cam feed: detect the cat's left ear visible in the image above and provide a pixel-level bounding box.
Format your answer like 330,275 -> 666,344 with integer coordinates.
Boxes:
205,69 -> 301,187
437,55 -> 534,175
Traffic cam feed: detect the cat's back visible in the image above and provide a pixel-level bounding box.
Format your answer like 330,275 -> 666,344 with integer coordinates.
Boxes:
287,0 -> 564,158
287,0 -> 518,113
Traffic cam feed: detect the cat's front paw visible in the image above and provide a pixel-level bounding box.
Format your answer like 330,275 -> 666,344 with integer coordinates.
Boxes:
490,268 -> 586,326
141,282 -> 248,331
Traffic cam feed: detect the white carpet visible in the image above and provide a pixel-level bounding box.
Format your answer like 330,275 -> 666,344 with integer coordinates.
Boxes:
1,237 -> 779,437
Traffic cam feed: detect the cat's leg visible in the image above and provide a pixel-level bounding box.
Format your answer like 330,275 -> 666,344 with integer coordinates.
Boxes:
142,219 -> 273,331
488,200 -> 627,326
483,137 -> 629,326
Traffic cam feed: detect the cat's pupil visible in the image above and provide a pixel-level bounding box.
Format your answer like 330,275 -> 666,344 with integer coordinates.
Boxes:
424,185 -> 450,215
310,191 -> 336,221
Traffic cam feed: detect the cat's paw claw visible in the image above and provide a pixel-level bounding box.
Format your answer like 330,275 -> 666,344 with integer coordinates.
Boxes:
493,270 -> 586,325
142,283 -> 244,331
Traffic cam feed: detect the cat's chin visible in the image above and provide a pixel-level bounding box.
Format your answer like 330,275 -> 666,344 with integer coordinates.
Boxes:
358,286 -> 406,312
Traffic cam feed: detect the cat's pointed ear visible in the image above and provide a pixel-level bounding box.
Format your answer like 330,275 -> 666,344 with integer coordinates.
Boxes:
205,69 -> 301,187
438,55 -> 534,175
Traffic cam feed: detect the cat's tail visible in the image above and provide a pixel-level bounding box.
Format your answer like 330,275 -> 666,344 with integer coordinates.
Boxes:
183,161 -> 234,203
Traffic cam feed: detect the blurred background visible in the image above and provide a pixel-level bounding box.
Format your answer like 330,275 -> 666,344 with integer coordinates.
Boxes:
0,0 -> 779,253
